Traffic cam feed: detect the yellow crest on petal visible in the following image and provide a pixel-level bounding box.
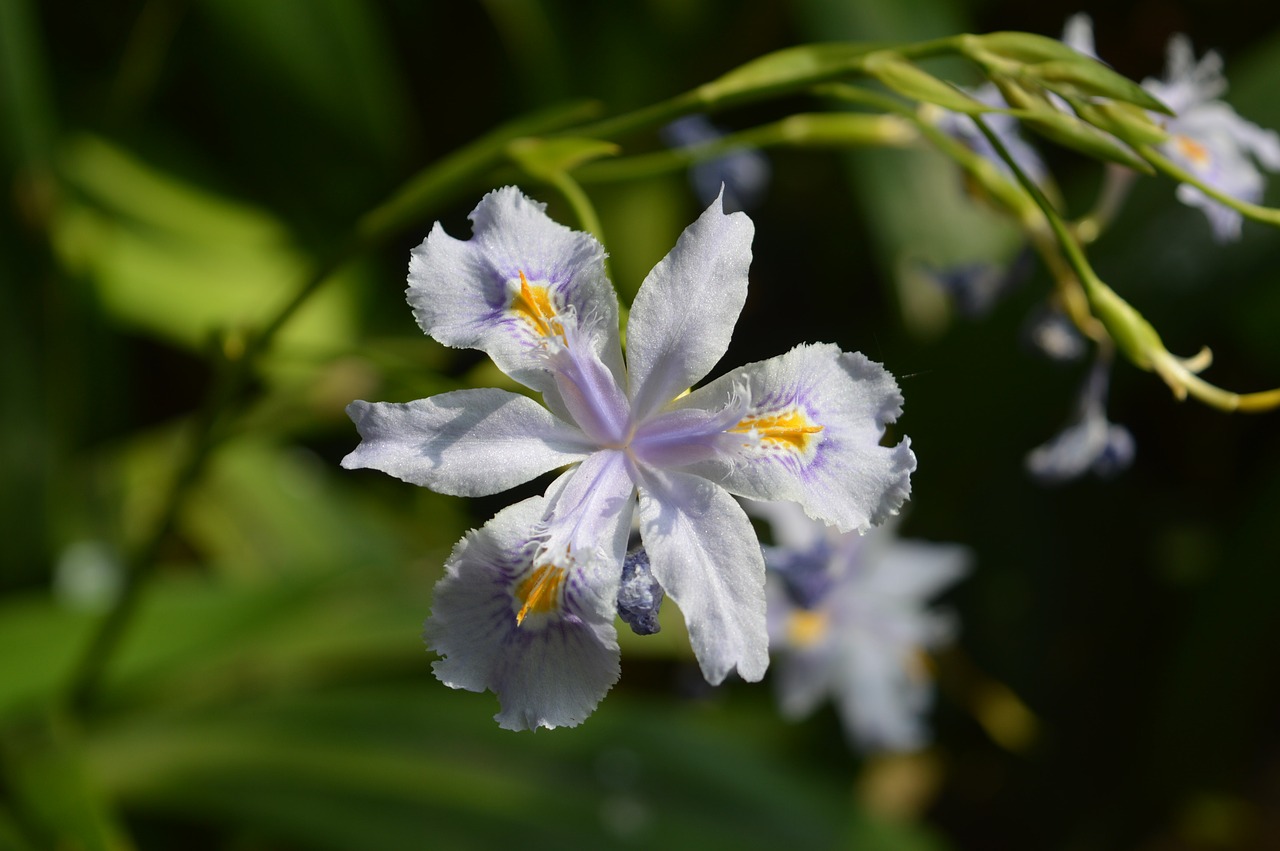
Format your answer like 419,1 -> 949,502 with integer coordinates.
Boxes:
514,563 -> 567,625
730,408 -> 825,452
511,270 -> 564,341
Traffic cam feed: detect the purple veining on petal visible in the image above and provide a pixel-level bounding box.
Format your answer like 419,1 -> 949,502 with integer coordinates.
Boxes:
547,327 -> 631,446
716,381 -> 830,479
631,403 -> 744,468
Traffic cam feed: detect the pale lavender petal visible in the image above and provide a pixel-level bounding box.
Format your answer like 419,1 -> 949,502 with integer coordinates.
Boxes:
342,390 -> 591,496
407,187 -> 626,412
536,449 -> 636,571
1061,14 -> 1097,59
766,577 -> 838,719
545,323 -> 631,446
859,541 -> 971,602
625,193 -> 754,421
747,499 -> 829,553
835,639 -> 932,752
424,497 -> 621,731
635,468 -> 768,684
775,646 -> 838,720
673,343 -> 915,533
629,404 -> 743,469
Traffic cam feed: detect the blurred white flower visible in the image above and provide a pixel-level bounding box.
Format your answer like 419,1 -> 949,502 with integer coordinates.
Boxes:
1144,35 -> 1280,241
1027,355 -> 1135,483
755,501 -> 969,752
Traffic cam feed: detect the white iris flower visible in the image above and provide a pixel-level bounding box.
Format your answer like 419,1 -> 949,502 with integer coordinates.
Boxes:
342,187 -> 915,729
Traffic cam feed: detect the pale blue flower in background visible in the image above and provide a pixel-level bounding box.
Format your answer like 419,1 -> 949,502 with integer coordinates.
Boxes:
923,246 -> 1034,318
660,114 -> 770,212
1023,305 -> 1088,362
1143,33 -> 1280,241
1062,15 -> 1280,241
1060,13 -> 1099,59
755,500 -> 969,752
343,187 -> 915,729
1026,355 -> 1134,483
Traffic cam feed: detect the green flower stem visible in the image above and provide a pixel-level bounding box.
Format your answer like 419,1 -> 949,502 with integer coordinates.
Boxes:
63,103 -> 599,714
1140,143 -> 1280,229
1071,165 -> 1137,246
976,115 -> 1280,413
546,171 -> 606,245
561,37 -> 960,142
820,83 -> 1040,218
64,238 -> 367,714
574,111 -> 914,185
820,85 -> 1105,340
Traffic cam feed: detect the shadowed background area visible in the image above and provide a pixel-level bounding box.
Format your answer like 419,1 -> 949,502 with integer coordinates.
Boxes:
3,0 -> 1280,849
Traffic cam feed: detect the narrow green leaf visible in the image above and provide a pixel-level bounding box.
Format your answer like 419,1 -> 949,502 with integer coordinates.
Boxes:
775,112 -> 919,147
1068,97 -> 1170,147
863,52 -> 994,114
992,76 -> 1152,172
700,42 -> 884,105
962,31 -> 1088,65
1018,109 -> 1153,173
1031,59 -> 1172,114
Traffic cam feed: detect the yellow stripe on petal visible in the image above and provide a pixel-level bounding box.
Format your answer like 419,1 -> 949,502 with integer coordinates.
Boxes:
514,563 -> 567,625
511,270 -> 563,340
730,409 -> 824,452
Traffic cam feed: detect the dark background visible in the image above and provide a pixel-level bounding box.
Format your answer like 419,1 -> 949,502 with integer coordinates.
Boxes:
3,1 -> 1279,848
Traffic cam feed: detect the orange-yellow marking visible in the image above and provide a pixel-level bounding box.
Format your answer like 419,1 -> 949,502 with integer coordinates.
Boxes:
730,409 -> 824,451
511,270 -> 562,339
514,563 -> 567,625
786,609 -> 829,647
1174,135 -> 1212,168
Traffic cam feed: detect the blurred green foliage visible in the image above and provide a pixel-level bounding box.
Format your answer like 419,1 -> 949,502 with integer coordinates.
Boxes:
3,0 -> 1280,849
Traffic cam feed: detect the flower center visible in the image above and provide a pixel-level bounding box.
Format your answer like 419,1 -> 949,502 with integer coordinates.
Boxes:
1173,135 -> 1212,168
514,562 -> 567,625
511,270 -> 564,341
785,609 -> 829,647
730,409 -> 824,451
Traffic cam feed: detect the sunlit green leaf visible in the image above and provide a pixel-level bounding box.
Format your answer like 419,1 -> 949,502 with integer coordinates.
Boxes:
50,135 -> 361,356
506,137 -> 620,179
